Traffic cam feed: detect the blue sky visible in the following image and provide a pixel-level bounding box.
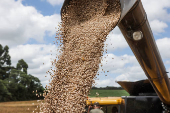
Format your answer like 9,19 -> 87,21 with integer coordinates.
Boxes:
1,0 -> 170,87
22,0 -> 62,15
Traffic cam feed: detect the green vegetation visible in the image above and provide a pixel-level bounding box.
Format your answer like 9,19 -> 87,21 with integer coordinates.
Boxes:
89,89 -> 129,97
0,44 -> 44,102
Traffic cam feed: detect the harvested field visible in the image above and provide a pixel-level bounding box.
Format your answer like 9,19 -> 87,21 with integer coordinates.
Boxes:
0,100 -> 42,113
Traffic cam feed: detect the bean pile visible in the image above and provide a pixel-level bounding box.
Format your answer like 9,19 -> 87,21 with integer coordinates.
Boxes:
40,0 -> 121,112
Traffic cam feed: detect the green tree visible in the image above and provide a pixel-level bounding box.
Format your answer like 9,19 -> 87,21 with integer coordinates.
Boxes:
0,47 -> 45,102
7,59 -> 44,101
0,44 -> 12,80
8,69 -> 20,101
0,79 -> 11,101
26,74 -> 44,100
0,44 -> 11,66
16,59 -> 28,74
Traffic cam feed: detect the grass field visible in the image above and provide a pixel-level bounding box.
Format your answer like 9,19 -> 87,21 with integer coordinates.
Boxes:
0,90 -> 129,113
89,89 -> 129,97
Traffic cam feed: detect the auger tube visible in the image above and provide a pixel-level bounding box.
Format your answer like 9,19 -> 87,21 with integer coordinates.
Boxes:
118,0 -> 170,106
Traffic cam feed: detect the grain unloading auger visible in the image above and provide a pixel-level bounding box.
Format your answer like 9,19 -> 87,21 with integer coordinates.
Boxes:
61,0 -> 170,112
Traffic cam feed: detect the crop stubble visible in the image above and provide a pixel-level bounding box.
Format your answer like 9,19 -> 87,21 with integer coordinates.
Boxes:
40,0 -> 121,112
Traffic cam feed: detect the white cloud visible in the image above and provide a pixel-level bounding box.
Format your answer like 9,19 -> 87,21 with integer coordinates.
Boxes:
165,60 -> 170,64
111,26 -> 122,34
95,53 -> 146,87
0,0 -> 61,47
95,79 -> 118,87
156,37 -> 170,59
150,20 -> 168,33
95,66 -> 146,87
99,54 -> 138,72
9,44 -> 59,87
114,67 -> 146,81
46,0 -> 64,6
142,0 -> 170,21
104,33 -> 128,52
95,35 -> 170,87
141,0 -> 170,34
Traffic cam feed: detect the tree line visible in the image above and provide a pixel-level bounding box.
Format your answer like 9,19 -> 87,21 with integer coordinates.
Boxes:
0,44 -> 44,102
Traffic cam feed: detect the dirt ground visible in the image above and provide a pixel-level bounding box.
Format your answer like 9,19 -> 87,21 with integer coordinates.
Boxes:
0,100 -> 43,113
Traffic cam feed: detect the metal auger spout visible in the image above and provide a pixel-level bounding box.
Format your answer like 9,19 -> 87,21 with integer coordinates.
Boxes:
118,0 -> 170,107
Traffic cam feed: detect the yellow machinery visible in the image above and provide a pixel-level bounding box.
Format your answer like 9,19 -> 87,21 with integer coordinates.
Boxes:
86,97 -> 123,106
61,0 -> 170,112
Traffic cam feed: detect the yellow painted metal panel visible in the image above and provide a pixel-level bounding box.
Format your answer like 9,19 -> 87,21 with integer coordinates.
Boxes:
86,97 -> 123,105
